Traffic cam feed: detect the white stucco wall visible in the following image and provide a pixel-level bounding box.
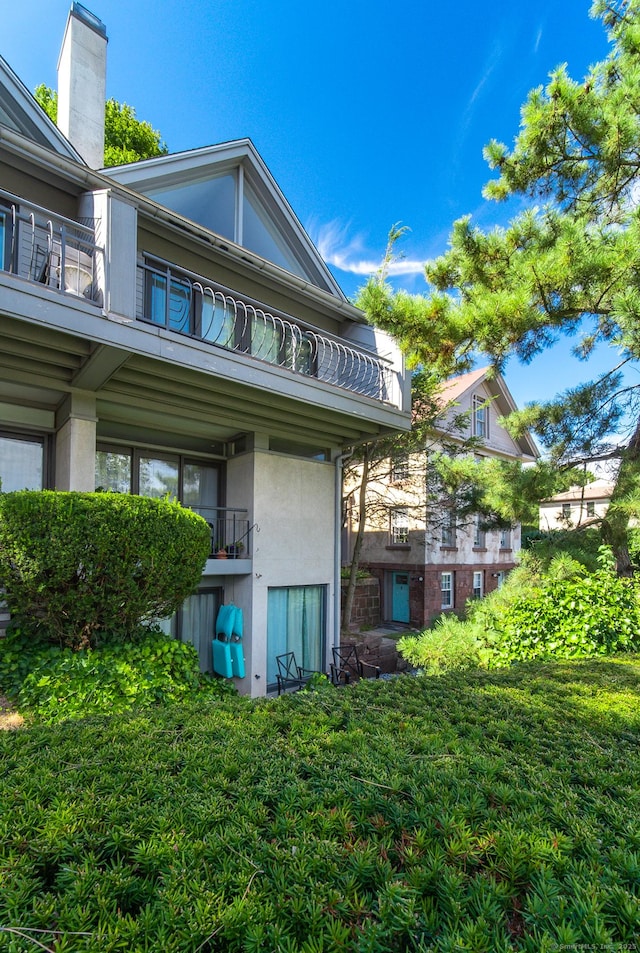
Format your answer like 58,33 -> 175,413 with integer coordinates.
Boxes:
221,449 -> 336,696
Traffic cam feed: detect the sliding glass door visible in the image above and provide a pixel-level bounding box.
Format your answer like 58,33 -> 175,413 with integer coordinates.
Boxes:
266,585 -> 326,688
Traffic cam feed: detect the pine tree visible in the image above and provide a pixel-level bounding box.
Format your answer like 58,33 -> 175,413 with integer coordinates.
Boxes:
362,1 -> 640,574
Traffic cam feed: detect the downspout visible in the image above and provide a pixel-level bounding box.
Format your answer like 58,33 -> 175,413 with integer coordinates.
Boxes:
334,447 -> 355,655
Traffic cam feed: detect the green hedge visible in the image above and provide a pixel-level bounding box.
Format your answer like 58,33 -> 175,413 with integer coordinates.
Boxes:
489,570 -> 640,665
0,491 -> 211,649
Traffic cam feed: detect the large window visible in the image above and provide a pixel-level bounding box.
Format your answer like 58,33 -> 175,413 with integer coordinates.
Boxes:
391,507 -> 409,544
145,270 -> 193,334
473,515 -> 486,548
96,447 -> 220,511
157,588 -> 222,673
441,509 -> 456,548
499,527 -> 512,549
472,394 -> 488,439
0,433 -> 45,491
391,454 -> 409,483
441,572 -> 454,609
473,571 -> 484,600
267,585 -> 326,688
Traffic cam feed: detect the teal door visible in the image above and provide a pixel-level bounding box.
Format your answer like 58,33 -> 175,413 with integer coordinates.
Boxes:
391,572 -> 410,623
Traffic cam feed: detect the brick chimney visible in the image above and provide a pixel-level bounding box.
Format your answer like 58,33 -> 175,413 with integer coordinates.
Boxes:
57,3 -> 107,168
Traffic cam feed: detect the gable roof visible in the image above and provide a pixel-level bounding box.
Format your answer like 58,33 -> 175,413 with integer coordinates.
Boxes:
106,139 -> 346,300
0,54 -> 83,162
541,480 -> 614,504
437,366 -> 539,460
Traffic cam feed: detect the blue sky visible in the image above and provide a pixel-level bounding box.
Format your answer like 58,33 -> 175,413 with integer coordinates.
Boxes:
2,0 -> 623,411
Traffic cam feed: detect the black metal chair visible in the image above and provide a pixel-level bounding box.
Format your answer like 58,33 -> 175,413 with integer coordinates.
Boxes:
275,652 -> 322,695
330,644 -> 381,686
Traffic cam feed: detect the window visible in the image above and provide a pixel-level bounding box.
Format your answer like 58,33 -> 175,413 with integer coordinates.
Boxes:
499,527 -> 511,549
473,571 -> 484,599
441,509 -> 456,547
0,432 -> 46,491
96,447 -> 220,512
441,572 -> 454,609
496,571 -> 506,588
145,269 -> 193,334
0,201 -> 9,271
157,588 -> 222,673
391,454 -> 409,482
391,507 -> 409,544
586,501 -> 595,517
473,515 -> 486,548
472,394 -> 488,439
562,503 -> 572,519
266,585 -> 326,688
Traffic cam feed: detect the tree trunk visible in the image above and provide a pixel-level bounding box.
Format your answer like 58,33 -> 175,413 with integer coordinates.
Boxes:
342,444 -> 371,633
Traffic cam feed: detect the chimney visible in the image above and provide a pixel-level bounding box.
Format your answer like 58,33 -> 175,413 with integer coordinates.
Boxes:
57,3 -> 107,168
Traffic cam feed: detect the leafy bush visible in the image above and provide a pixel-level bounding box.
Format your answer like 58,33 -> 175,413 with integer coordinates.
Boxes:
0,627 -> 233,722
487,569 -> 640,665
0,659 -> 638,950
0,491 -> 211,649
398,612 -> 490,673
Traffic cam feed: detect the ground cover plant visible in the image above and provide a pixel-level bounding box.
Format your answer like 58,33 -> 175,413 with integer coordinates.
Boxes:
0,628 -> 234,724
1,659 -> 638,951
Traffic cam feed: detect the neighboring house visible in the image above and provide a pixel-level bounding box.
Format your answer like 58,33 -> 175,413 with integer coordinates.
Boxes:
344,367 -> 538,628
539,480 -> 614,531
0,5 -> 410,694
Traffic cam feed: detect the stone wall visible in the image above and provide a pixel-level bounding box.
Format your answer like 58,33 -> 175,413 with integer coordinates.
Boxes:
340,575 -> 380,631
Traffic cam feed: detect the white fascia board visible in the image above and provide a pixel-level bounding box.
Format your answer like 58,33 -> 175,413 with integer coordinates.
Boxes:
0,55 -> 84,162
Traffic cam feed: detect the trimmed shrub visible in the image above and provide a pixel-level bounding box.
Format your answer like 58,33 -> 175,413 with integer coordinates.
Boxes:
0,491 -> 211,649
0,626 -> 234,722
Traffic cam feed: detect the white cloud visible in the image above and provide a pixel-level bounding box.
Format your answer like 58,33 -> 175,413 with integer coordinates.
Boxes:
308,218 -> 425,278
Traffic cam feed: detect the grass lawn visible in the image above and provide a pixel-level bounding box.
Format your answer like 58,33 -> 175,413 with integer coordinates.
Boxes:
0,658 -> 639,952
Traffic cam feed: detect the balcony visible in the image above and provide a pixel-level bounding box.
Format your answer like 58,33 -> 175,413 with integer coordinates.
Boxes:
1,189 -> 403,411
0,190 -> 103,304
137,257 -> 396,403
191,507 -> 253,574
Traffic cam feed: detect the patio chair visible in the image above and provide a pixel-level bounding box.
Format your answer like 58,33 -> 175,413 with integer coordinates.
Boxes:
275,652 -> 322,695
330,644 -> 381,686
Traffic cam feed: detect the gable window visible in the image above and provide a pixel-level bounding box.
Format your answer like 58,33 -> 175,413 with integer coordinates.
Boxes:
472,394 -> 488,439
473,571 -> 484,599
441,572 -> 454,609
441,509 -> 456,548
391,507 -> 409,544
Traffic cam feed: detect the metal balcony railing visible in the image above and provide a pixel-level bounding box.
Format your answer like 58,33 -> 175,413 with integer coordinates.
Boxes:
138,258 -> 394,403
0,190 -> 103,304
190,506 -> 252,559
